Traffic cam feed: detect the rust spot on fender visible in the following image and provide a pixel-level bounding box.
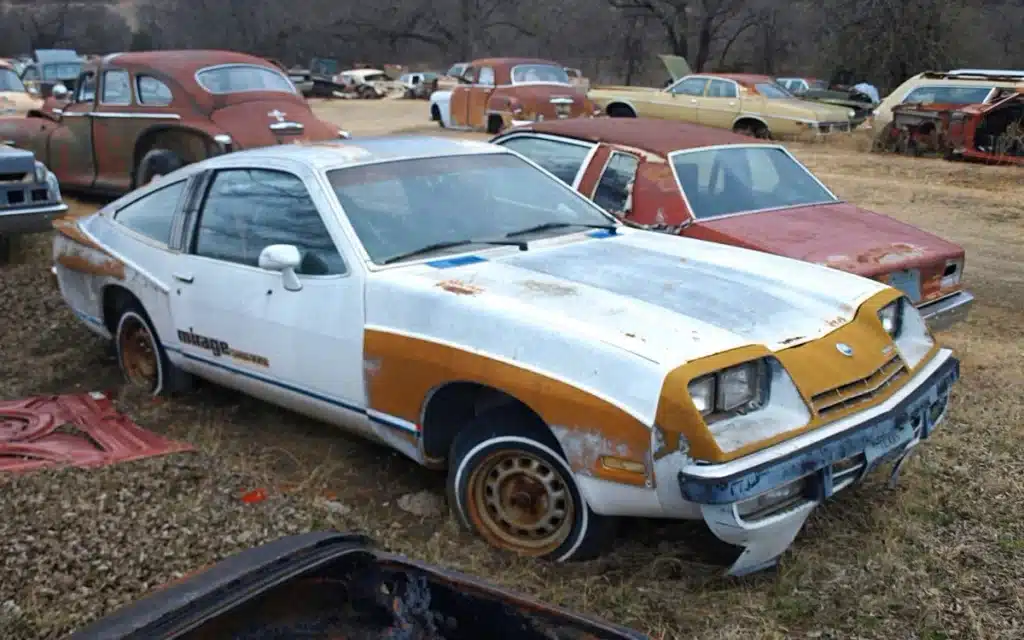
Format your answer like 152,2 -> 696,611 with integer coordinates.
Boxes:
57,253 -> 125,280
550,425 -> 647,485
52,216 -> 110,255
436,280 -> 483,295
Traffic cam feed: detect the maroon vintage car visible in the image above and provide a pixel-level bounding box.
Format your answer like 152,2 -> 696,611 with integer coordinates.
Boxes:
0,50 -> 346,195
490,117 -> 973,331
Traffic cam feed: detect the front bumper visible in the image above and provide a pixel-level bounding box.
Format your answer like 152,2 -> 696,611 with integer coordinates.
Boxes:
0,201 -> 70,234
676,349 -> 958,576
917,290 -> 973,332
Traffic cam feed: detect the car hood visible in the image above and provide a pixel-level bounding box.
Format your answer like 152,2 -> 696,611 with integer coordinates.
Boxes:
368,229 -> 887,366
658,54 -> 693,82
695,202 -> 964,276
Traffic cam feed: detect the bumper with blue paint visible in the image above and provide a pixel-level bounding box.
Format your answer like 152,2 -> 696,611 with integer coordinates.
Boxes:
677,348 -> 959,576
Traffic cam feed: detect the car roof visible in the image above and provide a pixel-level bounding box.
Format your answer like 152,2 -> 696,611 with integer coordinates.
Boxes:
697,73 -> 774,86
502,118 -> 757,155
203,135 -> 506,171
101,50 -> 280,75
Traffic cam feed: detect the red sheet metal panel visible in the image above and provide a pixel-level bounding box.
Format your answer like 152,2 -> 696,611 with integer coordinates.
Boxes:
0,392 -> 192,473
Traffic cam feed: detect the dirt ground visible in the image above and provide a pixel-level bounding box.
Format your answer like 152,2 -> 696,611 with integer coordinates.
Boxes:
1,99 -> 1022,639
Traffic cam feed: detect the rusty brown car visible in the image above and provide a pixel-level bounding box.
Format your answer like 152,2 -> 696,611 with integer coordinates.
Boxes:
0,50 -> 346,195
491,117 -> 973,331
429,57 -> 599,133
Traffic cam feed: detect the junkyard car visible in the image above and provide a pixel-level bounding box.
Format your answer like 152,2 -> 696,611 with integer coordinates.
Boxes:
70,531 -> 647,639
777,76 -> 877,126
1,59 -> 43,116
491,117 -> 973,331
18,48 -> 83,99
53,137 -> 959,576
433,61 -> 469,93
588,69 -> 856,138
0,50 -> 345,196
429,57 -> 599,133
1,144 -> 66,261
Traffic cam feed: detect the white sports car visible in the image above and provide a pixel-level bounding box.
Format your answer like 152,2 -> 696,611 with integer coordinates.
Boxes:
52,137 -> 960,576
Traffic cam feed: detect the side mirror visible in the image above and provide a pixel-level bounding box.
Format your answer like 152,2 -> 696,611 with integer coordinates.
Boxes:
51,84 -> 70,101
258,244 -> 303,291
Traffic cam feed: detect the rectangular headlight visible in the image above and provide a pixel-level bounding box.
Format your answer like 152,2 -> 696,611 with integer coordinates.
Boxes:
878,299 -> 903,338
687,359 -> 767,421
688,375 -> 715,415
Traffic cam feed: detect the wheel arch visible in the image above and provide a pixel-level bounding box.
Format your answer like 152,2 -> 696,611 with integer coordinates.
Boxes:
604,101 -> 637,117
131,125 -> 219,187
732,115 -> 770,131
101,283 -> 142,335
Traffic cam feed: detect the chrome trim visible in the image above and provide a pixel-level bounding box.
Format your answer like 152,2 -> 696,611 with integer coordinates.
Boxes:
918,290 -> 974,332
270,121 -> 304,131
90,112 -> 182,120
549,97 -> 574,104
0,202 -> 68,216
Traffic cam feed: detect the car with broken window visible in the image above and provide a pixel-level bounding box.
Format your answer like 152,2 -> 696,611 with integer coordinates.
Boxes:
1,143 -> 66,262
1,59 -> 43,116
52,137 -> 959,577
0,50 -> 346,196
490,117 -> 973,332
429,57 -> 600,133
587,67 -> 857,138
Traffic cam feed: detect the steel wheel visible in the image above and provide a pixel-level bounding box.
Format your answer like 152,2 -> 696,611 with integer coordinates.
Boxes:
466,449 -> 576,555
118,314 -> 159,391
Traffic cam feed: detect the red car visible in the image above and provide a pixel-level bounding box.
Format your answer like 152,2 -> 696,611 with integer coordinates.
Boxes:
490,117 -> 973,331
0,50 -> 345,195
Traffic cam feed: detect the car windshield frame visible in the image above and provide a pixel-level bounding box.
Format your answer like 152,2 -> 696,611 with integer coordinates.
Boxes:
195,63 -> 297,95
668,143 -> 840,221
510,64 -> 572,86
324,152 -> 619,268
754,82 -> 794,99
41,62 -> 81,81
0,68 -> 26,92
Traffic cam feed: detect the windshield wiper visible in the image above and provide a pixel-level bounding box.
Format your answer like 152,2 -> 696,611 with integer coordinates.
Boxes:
381,239 -> 527,265
503,221 -> 618,239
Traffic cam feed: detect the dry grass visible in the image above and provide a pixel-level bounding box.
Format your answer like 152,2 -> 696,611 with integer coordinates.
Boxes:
1,100 -> 1022,639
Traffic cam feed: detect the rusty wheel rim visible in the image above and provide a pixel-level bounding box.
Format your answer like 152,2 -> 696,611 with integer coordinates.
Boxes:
467,449 -> 575,555
119,316 -> 159,391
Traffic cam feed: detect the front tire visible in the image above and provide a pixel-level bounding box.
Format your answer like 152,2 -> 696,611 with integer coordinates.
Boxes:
135,148 -> 185,188
114,301 -> 191,396
447,407 -> 617,562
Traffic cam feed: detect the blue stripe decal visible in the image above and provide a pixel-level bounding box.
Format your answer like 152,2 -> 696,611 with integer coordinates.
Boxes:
73,308 -> 104,328
426,255 -> 487,268
588,229 -> 615,238
163,345 -> 418,435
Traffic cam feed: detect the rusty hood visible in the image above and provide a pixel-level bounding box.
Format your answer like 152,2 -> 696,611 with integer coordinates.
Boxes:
209,98 -> 339,149
695,202 -> 964,276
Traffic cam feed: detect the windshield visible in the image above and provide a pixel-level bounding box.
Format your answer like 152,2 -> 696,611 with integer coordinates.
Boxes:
42,62 -> 81,80
755,82 -> 794,99
902,85 -> 993,105
196,64 -> 296,95
0,69 -> 25,92
672,146 -> 837,219
327,153 -> 614,264
511,64 -> 570,85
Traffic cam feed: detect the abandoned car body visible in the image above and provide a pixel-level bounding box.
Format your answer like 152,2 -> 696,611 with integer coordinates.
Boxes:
491,118 -> 973,332
0,50 -> 344,196
53,138 -> 959,576
587,69 -> 856,138
429,57 -> 599,133
1,144 -> 66,261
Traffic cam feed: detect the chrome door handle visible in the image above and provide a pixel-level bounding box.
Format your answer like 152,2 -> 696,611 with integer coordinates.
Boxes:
172,272 -> 194,283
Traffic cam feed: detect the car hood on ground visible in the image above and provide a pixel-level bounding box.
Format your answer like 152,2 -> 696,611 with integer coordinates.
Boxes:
368,229 -> 886,366
694,202 -> 964,276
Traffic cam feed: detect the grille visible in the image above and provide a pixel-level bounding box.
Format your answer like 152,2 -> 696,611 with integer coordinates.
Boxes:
2,186 -> 50,207
0,172 -> 27,182
817,122 -> 851,134
811,354 -> 908,417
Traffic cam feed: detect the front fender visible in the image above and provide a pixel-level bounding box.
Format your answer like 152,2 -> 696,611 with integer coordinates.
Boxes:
429,90 -> 452,127
0,115 -> 56,162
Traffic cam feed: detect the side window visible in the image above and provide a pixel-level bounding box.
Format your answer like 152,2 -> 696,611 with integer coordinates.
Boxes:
707,79 -> 737,98
460,66 -> 477,84
497,136 -> 592,185
593,152 -> 640,214
113,180 -> 187,245
76,72 -> 96,103
478,67 -> 495,87
193,169 -> 346,276
136,74 -> 172,105
101,69 -> 131,105
670,77 -> 708,96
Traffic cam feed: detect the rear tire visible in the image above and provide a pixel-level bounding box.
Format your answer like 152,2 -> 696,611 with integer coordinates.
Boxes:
113,299 -> 192,396
446,406 -> 617,562
135,148 -> 185,188
486,115 -> 503,134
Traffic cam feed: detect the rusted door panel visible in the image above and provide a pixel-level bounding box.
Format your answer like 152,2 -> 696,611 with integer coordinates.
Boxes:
46,104 -> 96,189
578,145 -> 611,197
450,86 -> 471,127
93,106 -> 180,192
468,87 -> 494,129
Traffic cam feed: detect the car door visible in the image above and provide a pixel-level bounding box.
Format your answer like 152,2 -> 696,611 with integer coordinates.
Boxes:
492,133 -> 596,187
448,66 -> 476,127
589,150 -> 640,218
469,66 -> 496,129
46,70 -> 97,189
697,78 -> 742,129
653,76 -> 706,122
171,164 -> 371,436
91,67 -> 137,192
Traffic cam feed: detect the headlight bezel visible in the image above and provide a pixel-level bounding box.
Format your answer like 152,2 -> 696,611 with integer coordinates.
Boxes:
687,358 -> 770,424
877,298 -> 904,338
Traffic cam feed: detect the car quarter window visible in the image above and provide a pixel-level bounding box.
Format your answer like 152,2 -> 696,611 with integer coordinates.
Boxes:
113,180 -> 187,245
707,79 -> 737,98
496,136 -> 592,185
192,169 -> 346,276
593,152 -> 640,213
101,69 -> 131,105
478,67 -> 495,86
136,75 -> 172,105
670,77 -> 709,96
